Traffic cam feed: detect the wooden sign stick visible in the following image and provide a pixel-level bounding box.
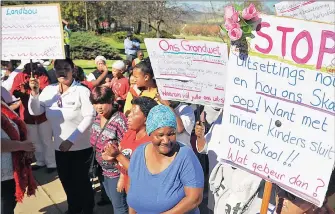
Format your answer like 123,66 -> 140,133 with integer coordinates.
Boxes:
260,181 -> 273,214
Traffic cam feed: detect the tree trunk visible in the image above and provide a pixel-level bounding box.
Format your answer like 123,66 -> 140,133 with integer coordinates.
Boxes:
136,21 -> 142,34
156,20 -> 162,38
85,1 -> 88,31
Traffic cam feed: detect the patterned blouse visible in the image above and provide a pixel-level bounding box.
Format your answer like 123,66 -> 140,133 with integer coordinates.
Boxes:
90,111 -> 127,178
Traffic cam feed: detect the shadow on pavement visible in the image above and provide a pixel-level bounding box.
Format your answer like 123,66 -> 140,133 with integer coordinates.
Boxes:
32,167 -> 59,186
38,201 -> 66,214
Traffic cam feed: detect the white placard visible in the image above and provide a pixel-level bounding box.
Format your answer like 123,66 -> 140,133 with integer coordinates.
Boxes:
2,4 -> 65,60
275,0 -> 335,24
219,14 -> 335,207
144,38 -> 228,107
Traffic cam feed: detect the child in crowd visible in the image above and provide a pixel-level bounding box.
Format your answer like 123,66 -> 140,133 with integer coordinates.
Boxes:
124,59 -> 158,116
128,72 -> 141,99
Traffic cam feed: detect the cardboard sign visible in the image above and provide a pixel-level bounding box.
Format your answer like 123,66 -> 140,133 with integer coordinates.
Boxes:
275,0 -> 335,24
144,38 -> 228,107
2,4 -> 65,60
218,14 -> 335,207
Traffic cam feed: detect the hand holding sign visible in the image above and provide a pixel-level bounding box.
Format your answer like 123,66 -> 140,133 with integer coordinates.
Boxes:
155,93 -> 170,106
29,73 -> 39,95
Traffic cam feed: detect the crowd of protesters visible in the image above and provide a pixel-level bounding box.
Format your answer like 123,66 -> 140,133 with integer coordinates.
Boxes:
1,42 -> 335,213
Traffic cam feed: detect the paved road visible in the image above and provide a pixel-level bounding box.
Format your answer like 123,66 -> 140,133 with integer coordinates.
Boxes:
15,168 -> 210,214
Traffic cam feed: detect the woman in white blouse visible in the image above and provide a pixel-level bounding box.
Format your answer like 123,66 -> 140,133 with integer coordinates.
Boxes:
28,59 -> 96,214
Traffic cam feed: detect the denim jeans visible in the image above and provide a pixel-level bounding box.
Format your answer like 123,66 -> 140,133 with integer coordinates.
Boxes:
103,176 -> 128,214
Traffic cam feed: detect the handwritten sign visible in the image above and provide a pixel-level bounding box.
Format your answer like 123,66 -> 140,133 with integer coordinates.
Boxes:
218,14 -> 335,207
2,4 -> 65,60
275,0 -> 335,24
144,38 -> 228,107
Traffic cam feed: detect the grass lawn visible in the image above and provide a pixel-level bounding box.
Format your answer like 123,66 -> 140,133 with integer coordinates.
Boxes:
73,59 -> 118,74
74,35 -> 149,74
100,35 -> 148,57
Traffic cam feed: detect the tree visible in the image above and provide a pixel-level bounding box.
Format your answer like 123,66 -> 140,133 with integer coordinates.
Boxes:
118,1 -> 189,38
2,0 -> 188,37
60,1 -> 86,30
1,1 -> 34,6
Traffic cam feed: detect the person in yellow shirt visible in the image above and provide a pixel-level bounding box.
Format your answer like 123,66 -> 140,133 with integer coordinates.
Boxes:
124,60 -> 159,116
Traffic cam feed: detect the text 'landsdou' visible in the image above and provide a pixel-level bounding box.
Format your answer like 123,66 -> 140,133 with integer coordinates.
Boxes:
5,7 -> 37,15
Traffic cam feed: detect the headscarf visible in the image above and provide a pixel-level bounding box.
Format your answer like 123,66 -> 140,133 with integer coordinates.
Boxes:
146,105 -> 177,136
95,55 -> 106,65
112,60 -> 125,70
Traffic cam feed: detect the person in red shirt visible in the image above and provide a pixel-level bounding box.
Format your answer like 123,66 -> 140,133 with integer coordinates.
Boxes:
105,60 -> 130,110
11,62 -> 56,173
73,65 -> 109,91
102,96 -> 158,192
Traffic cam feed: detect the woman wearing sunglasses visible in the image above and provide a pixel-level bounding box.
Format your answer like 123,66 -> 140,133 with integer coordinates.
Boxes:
28,58 -> 96,214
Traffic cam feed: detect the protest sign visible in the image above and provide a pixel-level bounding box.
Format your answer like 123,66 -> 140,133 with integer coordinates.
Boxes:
2,4 -> 65,60
144,38 -> 228,107
218,14 -> 335,207
275,1 -> 335,24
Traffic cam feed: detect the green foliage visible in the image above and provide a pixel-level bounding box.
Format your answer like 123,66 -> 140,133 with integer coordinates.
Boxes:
70,31 -> 121,60
59,2 -> 86,27
142,31 -> 176,40
105,30 -> 175,43
105,31 -> 135,43
1,1 -> 36,6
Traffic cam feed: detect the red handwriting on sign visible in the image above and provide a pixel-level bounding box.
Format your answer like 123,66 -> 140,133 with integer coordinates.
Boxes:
255,22 -> 335,70
160,87 -> 224,104
289,174 -> 309,190
158,39 -> 222,56
2,36 -> 60,40
227,148 -> 249,166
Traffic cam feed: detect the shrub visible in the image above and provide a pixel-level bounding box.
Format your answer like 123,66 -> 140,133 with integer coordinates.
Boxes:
70,31 -> 121,60
107,31 -> 143,43
142,30 -> 176,39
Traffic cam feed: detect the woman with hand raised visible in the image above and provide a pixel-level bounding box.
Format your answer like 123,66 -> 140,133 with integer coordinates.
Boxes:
28,58 -> 95,214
